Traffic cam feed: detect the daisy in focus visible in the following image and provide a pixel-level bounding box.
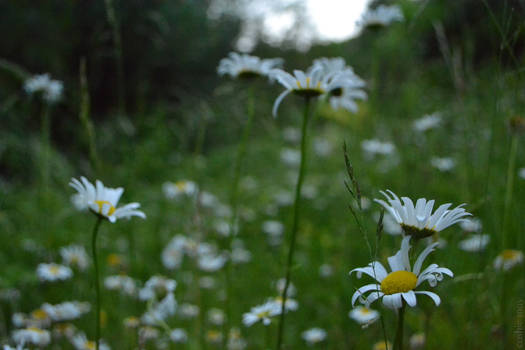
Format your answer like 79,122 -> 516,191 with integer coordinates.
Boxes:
493,249 -> 523,271
357,4 -> 404,28
218,52 -> 283,80
37,263 -> 73,282
350,236 -> 453,309
375,190 -> 471,239
69,176 -> 146,223
348,306 -> 380,326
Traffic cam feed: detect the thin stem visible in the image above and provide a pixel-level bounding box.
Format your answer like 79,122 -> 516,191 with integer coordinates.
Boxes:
393,304 -> 406,350
502,134 -> 518,249
91,217 -> 103,350
276,97 -> 311,350
224,87 -> 256,347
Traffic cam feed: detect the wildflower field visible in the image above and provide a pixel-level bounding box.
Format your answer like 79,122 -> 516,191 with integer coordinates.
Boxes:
1,1 -> 524,349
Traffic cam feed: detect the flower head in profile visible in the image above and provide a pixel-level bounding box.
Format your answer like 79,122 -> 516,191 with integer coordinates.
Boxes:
357,5 -> 404,28
348,306 -> 379,326
413,112 -> 442,132
69,176 -> 146,223
494,249 -> 523,271
242,301 -> 281,327
350,237 -> 453,309
24,73 -> 63,104
37,263 -> 73,282
374,190 -> 471,239
458,234 -> 490,252
218,52 -> 283,80
270,67 -> 359,117
12,327 -> 51,347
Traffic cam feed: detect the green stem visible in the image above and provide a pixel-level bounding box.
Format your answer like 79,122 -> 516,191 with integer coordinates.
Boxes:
502,134 -> 518,249
224,87 -> 256,347
393,304 -> 406,350
276,97 -> 311,350
91,217 -> 103,350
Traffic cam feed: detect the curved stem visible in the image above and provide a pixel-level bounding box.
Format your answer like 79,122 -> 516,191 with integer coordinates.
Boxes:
224,87 -> 256,347
276,97 -> 311,350
393,304 -> 406,350
91,217 -> 103,350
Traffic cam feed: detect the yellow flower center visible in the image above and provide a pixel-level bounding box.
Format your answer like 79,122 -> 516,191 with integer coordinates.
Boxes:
85,341 -> 96,350
49,265 -> 61,275
175,181 -> 188,191
31,309 -> 48,320
502,249 -> 519,260
380,271 -> 418,295
94,200 -> 116,216
107,253 -> 122,266
360,307 -> 370,314
28,327 -> 44,333
256,311 -> 270,319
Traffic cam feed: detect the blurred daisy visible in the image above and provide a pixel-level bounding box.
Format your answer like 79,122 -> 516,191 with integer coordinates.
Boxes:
413,113 -> 441,132
460,218 -> 482,232
242,301 -> 281,326
208,308 -> 225,326
270,296 -> 299,312
313,138 -> 333,157
69,177 -> 146,223
24,73 -> 63,104
71,332 -> 110,350
37,263 -> 73,282
139,276 -> 176,301
431,157 -> 455,172
349,306 -> 379,326
12,327 -> 51,347
375,190 -> 471,239
218,52 -> 283,79
162,180 -> 198,199
138,327 -> 159,342
276,278 -> 296,297
263,221 -> 284,237
161,235 -> 186,270
409,333 -> 426,349
123,316 -> 140,329
179,303 -> 199,319
283,127 -> 301,143
199,276 -> 216,289
199,253 -> 228,272
361,139 -> 395,157
4,344 -> 28,350
270,67 -> 359,117
301,327 -> 327,346
170,329 -> 188,343
52,322 -> 77,339
42,301 -> 90,322
60,245 -> 90,271
104,275 -> 137,296
319,264 -> 334,278
280,148 -> 301,167
373,341 -> 392,350
350,236 -> 453,309
494,249 -> 524,271
206,330 -> 223,345
458,234 -> 490,252
357,5 -> 404,28
519,167 -> 525,179
141,293 -> 177,325
227,328 -> 247,350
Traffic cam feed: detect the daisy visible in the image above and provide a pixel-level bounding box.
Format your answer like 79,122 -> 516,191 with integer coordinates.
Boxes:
270,67 -> 358,117
519,167 -> 525,180
431,157 -> 455,172
169,329 -> 188,343
206,330 -> 223,345
348,306 -> 380,326
494,249 -> 524,271
357,5 -> 404,28
459,218 -> 482,232
374,190 -> 471,239
24,73 -> 63,104
139,276 -> 177,301
104,275 -> 137,296
361,139 -> 395,157
37,263 -> 73,282
42,301 -> 90,322
161,236 -> 186,270
141,293 -> 177,325
71,332 -> 110,350
162,180 -> 198,199
123,316 -> 140,329
242,301 -> 281,327
270,296 -> 299,312
350,236 -> 453,309
301,328 -> 327,346
458,234 -> 490,252
276,278 -> 296,297
12,327 -> 51,347
263,220 -> 284,237
218,52 -> 283,79
60,245 -> 90,270
69,176 -> 146,223
227,328 -> 247,350
3,345 -> 28,350
413,113 -> 442,132
198,253 -> 228,272
207,308 -> 225,326
179,303 -> 199,319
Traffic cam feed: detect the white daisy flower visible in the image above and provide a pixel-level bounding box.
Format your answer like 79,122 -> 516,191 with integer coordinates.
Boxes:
12,327 -> 51,347
16,308 -> 51,328
41,301 -> 90,322
242,301 -> 281,327
301,328 -> 327,346
276,278 -> 296,297
357,5 -> 404,28
313,138 -> 333,157
280,148 -> 301,167
208,308 -> 225,326
348,306 -> 380,325
218,52 -> 283,79
3,345 -> 28,350
139,276 -> 177,301
169,329 -> 188,343
161,235 -> 187,269
104,275 -> 137,296
379,213 -> 403,235
263,220 -> 284,237
123,316 -> 140,328
361,139 -> 395,157
24,73 -> 63,104
270,67 -> 359,117
227,328 -> 247,350
198,253 -> 228,272
138,326 -> 159,342
60,245 -> 90,271
519,167 -> 525,180
431,157 -> 455,172
319,264 -> 334,278
270,296 -> 299,312
162,180 -> 198,199
69,177 -> 146,223
409,333 -> 426,349
413,113 -> 442,132
141,293 -> 177,325
283,127 -> 301,143
199,276 -> 216,289
374,190 -> 471,239
36,263 -> 73,282
179,303 -> 199,319
350,236 -> 453,309
71,332 -> 110,350
459,218 -> 482,232
494,249 -> 524,271
458,234 -> 490,252
231,240 -> 252,264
